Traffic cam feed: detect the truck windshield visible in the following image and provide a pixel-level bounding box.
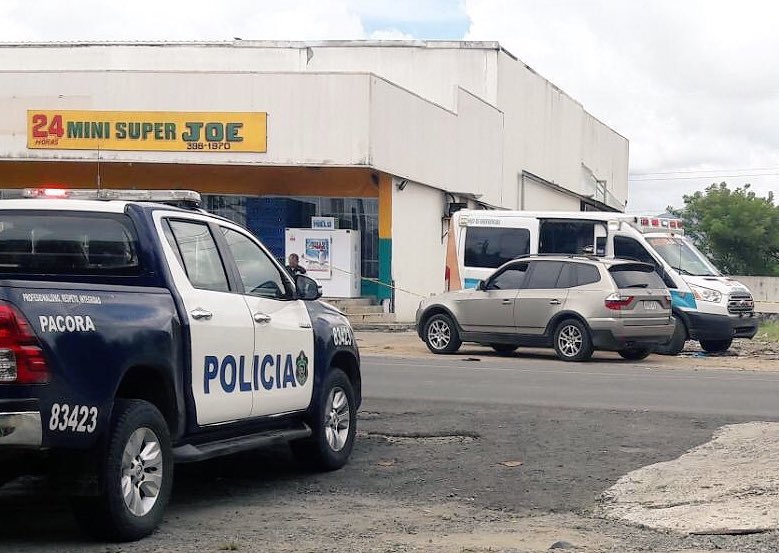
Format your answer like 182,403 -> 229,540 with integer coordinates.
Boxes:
644,236 -> 719,277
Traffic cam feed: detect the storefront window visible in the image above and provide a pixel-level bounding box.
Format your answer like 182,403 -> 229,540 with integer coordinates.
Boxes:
202,194 -> 379,279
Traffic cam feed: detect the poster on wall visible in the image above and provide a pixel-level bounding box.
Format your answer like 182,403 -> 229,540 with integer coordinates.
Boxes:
304,237 -> 332,279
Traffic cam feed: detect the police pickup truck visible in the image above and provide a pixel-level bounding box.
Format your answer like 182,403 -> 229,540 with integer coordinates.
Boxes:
0,189 -> 361,541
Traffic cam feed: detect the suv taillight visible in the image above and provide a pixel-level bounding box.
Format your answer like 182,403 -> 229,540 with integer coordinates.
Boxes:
605,293 -> 634,311
0,302 -> 50,384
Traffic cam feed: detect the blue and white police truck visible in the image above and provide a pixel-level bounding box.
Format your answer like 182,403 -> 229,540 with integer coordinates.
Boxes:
0,189 -> 361,541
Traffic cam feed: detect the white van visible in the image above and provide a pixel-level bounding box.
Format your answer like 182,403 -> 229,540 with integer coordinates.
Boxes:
445,210 -> 758,354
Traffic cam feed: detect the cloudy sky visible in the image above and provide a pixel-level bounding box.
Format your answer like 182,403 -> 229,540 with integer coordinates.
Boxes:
2,0 -> 777,213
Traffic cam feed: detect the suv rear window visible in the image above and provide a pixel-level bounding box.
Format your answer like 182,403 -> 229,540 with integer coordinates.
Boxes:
609,263 -> 666,289
464,227 -> 530,269
0,212 -> 140,275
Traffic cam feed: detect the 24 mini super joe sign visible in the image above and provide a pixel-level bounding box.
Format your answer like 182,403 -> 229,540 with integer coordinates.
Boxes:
27,110 -> 267,152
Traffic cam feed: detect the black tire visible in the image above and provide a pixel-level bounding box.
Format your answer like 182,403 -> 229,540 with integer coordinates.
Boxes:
654,316 -> 687,356
618,347 -> 652,361
422,313 -> 462,354
71,399 -> 173,542
490,343 -> 519,356
700,338 -> 733,353
291,368 -> 357,472
553,318 -> 593,362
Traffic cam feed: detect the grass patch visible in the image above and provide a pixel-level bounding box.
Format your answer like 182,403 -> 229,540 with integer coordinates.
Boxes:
756,321 -> 779,342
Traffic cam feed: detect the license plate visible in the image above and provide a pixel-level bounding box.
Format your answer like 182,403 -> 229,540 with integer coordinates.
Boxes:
643,300 -> 660,310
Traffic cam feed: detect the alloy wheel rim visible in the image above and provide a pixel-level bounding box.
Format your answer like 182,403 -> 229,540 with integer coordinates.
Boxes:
325,387 -> 351,452
428,320 -> 451,349
558,325 -> 583,357
121,427 -> 163,517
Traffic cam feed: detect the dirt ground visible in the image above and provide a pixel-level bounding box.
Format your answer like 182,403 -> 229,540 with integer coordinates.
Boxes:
355,331 -> 779,372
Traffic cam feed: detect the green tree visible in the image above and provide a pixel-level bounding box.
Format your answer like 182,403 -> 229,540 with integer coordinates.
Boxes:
670,182 -> 779,276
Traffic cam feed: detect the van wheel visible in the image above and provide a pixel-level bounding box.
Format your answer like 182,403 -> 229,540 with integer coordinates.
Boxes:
654,317 -> 687,356
618,347 -> 652,361
423,313 -> 462,354
71,399 -> 173,542
490,343 -> 519,356
291,368 -> 356,471
700,338 -> 733,353
553,319 -> 593,362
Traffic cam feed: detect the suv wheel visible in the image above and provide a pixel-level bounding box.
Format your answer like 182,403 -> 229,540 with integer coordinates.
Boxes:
700,338 -> 733,353
553,319 -> 593,362
618,347 -> 652,361
423,313 -> 462,354
291,368 -> 356,471
71,399 -> 173,542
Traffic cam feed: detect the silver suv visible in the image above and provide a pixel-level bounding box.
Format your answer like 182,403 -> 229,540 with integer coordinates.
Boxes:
416,256 -> 674,361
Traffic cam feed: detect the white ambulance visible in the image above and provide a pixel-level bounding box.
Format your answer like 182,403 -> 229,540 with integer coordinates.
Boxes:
444,211 -> 758,354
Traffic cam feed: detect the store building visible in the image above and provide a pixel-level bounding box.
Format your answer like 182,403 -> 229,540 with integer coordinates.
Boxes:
0,41 -> 628,321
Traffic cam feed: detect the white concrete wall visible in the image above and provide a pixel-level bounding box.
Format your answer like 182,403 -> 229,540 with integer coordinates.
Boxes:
369,77 -> 504,205
496,51 -> 628,211
0,42 -> 628,211
391,178 -> 448,321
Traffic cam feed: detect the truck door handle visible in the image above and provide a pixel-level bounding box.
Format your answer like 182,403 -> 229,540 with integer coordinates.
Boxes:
501,299 -> 513,305
549,299 -> 561,305
254,313 -> 272,324
190,308 -> 213,320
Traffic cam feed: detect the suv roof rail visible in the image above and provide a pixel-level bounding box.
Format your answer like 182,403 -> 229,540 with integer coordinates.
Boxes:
512,253 -> 604,261
22,188 -> 202,209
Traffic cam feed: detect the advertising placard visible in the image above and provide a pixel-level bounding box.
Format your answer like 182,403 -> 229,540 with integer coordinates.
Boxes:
27,110 -> 267,152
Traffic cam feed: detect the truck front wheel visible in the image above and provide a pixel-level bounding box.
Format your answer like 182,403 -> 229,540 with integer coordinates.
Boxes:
700,338 -> 733,353
71,399 -> 173,542
291,368 -> 356,471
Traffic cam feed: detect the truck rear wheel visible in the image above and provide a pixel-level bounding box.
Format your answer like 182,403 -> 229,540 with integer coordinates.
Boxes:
71,399 -> 173,542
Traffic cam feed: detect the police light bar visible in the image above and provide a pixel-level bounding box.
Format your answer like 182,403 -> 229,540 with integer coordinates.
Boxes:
23,188 -> 201,206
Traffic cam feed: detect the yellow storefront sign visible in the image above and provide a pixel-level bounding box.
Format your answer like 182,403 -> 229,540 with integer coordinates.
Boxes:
27,110 -> 267,152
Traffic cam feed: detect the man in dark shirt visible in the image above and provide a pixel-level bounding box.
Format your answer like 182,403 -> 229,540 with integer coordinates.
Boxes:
285,253 -> 307,276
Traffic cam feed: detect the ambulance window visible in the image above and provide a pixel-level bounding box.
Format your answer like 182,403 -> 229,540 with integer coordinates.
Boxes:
464,227 -> 530,269
168,220 -> 229,292
614,236 -> 656,266
221,228 -> 291,300
539,221 -> 595,254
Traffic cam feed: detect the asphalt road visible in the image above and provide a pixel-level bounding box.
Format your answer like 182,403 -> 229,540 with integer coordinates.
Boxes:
362,352 -> 779,418
2,354 -> 778,552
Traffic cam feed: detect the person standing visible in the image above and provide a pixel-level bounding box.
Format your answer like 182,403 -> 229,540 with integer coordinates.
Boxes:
285,253 -> 307,276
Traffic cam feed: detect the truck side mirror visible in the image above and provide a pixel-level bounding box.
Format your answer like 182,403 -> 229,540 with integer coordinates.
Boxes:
295,275 -> 322,300
477,280 -> 487,291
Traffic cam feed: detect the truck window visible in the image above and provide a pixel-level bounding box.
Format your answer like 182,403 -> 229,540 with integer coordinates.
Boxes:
0,212 -> 139,275
525,261 -> 564,289
609,264 -> 666,289
167,220 -> 230,292
464,227 -> 530,269
221,227 -> 291,299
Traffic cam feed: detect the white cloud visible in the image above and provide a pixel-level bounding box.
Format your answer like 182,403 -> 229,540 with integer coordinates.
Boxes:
464,0 -> 779,211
